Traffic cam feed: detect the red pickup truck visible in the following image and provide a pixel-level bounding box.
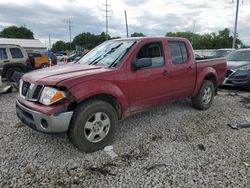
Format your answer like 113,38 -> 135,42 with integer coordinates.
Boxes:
16,37 -> 227,152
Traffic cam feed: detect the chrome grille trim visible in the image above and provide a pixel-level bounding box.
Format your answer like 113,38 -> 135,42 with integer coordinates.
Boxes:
19,79 -> 43,101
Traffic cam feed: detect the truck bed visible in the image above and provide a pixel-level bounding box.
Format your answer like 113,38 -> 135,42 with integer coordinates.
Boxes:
196,58 -> 227,85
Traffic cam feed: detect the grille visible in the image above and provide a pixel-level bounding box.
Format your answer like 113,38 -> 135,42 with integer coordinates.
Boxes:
32,85 -> 43,99
225,70 -> 234,78
20,80 -> 43,101
21,81 -> 31,96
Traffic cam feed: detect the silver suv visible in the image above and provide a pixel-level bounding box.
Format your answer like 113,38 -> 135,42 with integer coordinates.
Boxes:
0,44 -> 30,80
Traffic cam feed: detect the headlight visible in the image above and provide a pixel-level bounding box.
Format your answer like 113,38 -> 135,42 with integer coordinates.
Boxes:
238,65 -> 250,71
39,86 -> 66,105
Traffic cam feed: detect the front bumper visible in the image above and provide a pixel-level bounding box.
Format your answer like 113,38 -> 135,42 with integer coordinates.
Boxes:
16,100 -> 73,133
223,69 -> 250,88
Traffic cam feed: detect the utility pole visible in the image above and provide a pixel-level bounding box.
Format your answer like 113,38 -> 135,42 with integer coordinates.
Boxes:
232,0 -> 242,48
191,21 -> 196,45
102,0 -> 111,40
124,10 -> 129,38
48,34 -> 51,50
69,18 -> 72,52
232,0 -> 239,48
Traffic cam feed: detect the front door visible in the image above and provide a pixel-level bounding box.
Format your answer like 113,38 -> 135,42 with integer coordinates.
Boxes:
127,41 -> 170,112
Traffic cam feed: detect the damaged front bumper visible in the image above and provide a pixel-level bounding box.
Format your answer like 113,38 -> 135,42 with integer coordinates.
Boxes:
16,100 -> 73,133
223,69 -> 250,88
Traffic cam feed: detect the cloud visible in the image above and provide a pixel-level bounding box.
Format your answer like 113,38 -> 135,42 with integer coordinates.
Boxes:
0,0 -> 249,46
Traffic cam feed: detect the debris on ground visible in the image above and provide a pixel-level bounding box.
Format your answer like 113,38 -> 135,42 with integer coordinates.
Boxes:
104,145 -> 118,159
0,85 -> 13,94
227,123 -> 250,129
144,164 -> 167,173
197,143 -> 206,151
243,162 -> 250,167
87,166 -> 116,176
15,122 -> 25,128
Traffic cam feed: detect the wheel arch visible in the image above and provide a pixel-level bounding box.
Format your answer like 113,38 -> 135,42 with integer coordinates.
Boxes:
193,67 -> 218,96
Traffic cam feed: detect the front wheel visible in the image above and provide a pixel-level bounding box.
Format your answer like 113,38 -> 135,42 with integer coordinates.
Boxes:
6,67 -> 23,82
192,80 -> 215,110
68,100 -> 118,153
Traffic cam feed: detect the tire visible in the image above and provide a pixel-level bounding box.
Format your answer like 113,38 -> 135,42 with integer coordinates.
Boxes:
40,64 -> 49,68
6,67 -> 23,82
68,100 -> 118,153
192,80 -> 215,110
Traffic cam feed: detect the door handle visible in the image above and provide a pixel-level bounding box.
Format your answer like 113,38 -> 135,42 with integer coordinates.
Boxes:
3,60 -> 9,63
162,70 -> 168,76
187,66 -> 192,71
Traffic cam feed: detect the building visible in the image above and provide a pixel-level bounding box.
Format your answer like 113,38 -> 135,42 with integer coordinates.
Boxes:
0,38 -> 47,52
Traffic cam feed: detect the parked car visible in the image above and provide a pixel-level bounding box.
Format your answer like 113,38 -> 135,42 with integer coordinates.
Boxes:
224,49 -> 250,91
205,48 -> 235,59
27,51 -> 51,68
0,44 -> 31,80
55,53 -> 67,62
16,37 -> 227,152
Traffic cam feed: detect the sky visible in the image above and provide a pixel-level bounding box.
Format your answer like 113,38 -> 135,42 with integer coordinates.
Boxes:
0,0 -> 250,47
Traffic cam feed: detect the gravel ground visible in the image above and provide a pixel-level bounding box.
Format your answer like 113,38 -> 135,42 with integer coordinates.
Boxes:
0,89 -> 250,187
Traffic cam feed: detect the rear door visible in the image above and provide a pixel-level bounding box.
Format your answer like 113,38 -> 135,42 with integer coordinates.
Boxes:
167,41 -> 196,98
127,41 -> 171,112
0,48 -> 9,69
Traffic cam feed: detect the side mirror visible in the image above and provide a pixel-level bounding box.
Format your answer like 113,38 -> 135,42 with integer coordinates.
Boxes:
132,58 -> 152,71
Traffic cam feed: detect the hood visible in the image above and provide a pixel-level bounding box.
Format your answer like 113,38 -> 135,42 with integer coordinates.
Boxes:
22,63 -> 110,85
227,61 -> 250,70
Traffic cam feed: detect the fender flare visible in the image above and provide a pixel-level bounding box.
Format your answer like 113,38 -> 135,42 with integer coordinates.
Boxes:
68,79 -> 130,115
193,67 -> 218,96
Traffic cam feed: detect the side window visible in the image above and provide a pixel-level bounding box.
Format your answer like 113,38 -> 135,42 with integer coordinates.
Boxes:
0,48 -> 8,60
33,53 -> 42,57
169,41 -> 188,65
10,48 -> 24,59
137,42 -> 164,67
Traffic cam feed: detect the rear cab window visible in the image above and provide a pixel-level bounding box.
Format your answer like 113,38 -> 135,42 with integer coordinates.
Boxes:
10,48 -> 24,59
169,41 -> 189,65
0,48 -> 8,60
137,42 -> 165,68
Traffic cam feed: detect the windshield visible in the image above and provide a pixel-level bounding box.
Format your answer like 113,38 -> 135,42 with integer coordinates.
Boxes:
77,40 -> 136,67
226,50 -> 250,61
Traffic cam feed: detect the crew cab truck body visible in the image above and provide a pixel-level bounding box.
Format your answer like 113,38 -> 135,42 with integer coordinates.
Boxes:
16,37 -> 227,152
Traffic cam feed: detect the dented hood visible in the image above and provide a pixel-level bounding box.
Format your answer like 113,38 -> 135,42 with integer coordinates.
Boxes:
22,63 -> 109,85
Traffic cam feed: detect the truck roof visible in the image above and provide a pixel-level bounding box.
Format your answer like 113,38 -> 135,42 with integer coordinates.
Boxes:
111,36 -> 188,42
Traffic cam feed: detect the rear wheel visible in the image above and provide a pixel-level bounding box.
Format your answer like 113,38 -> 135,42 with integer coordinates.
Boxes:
6,67 -> 23,82
192,80 -> 215,110
68,100 -> 118,153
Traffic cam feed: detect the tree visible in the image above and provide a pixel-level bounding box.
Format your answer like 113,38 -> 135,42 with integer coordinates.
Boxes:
166,28 -> 243,49
51,41 -> 67,52
0,26 -> 34,39
131,32 -> 145,37
72,32 -> 108,49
